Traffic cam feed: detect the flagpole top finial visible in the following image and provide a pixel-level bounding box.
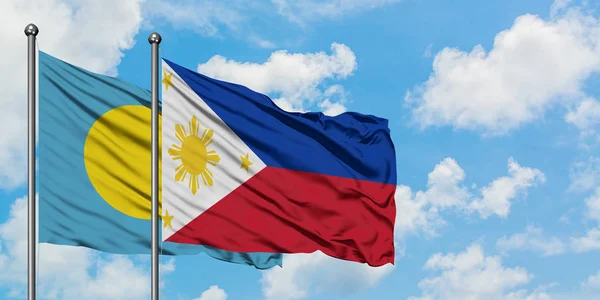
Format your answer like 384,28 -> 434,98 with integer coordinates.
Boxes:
24,24 -> 39,36
148,32 -> 162,44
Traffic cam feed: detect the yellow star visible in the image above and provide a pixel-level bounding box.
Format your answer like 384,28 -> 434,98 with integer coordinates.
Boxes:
161,209 -> 174,229
240,153 -> 253,173
162,71 -> 173,91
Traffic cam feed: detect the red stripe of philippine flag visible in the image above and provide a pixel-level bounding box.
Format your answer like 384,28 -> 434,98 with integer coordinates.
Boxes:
161,58 -> 397,267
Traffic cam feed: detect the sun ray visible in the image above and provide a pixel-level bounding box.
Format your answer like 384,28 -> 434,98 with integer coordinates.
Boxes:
175,124 -> 187,143
169,116 -> 220,195
201,129 -> 214,147
175,164 -> 187,182
168,145 -> 182,160
203,168 -> 214,186
207,151 -> 220,166
189,174 -> 199,195
200,171 -> 208,186
190,116 -> 199,137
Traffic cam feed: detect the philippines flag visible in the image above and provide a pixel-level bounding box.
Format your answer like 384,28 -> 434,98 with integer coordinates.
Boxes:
161,58 -> 397,267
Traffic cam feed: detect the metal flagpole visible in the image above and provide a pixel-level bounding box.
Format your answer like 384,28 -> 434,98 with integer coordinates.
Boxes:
25,23 -> 39,300
148,32 -> 162,300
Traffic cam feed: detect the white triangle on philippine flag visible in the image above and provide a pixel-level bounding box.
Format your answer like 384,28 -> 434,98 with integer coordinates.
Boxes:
160,60 -> 267,241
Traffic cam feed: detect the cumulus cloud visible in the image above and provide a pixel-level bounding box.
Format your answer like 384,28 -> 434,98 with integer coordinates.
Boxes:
496,225 -> 567,257
197,42 -> 357,114
317,85 -> 348,116
410,240 -> 600,300
406,4 -> 600,136
395,157 -> 545,239
393,185 -> 444,240
193,285 -> 228,300
409,243 -> 542,300
0,0 -> 144,189
260,251 -> 394,300
394,158 -> 468,239
0,196 -> 174,299
468,158 -> 546,219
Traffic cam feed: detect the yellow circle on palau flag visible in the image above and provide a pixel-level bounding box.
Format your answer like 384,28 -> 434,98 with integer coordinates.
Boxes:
83,105 -> 161,220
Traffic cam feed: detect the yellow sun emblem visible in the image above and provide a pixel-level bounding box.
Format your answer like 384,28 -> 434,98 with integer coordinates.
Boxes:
168,116 -> 220,195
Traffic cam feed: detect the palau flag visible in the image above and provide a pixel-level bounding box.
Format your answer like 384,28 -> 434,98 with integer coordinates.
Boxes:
161,59 -> 397,267
38,51 -> 282,269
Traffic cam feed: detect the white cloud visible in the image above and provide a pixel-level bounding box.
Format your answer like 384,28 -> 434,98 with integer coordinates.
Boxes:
468,158 -> 546,219
406,5 -> 600,136
396,157 -> 545,239
565,98 -> 600,145
420,157 -> 471,209
476,184 -> 600,257
143,0 -> 245,37
581,270 -> 600,291
565,98 -> 600,130
504,290 -> 553,300
142,1 -> 283,48
585,188 -> 600,222
570,188 -> 600,253
272,0 -> 402,24
394,185 -> 445,239
260,251 -> 393,300
551,0 -> 574,17
409,243 -> 540,300
0,196 -> 173,299
142,1 -> 397,46
533,269 -> 600,300
394,157 -> 468,239
193,285 -> 228,300
496,225 -> 566,257
423,44 -> 434,58
568,160 -> 600,254
569,156 -> 600,192
571,228 -> 600,253
318,99 -> 347,116
248,35 -> 277,49
160,257 -> 176,274
318,85 -> 348,116
197,43 -> 356,113
411,242 -> 600,300
0,0 -> 144,189
272,99 -> 307,114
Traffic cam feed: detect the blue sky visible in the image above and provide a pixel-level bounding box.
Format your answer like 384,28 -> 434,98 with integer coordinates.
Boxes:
1,0 -> 600,299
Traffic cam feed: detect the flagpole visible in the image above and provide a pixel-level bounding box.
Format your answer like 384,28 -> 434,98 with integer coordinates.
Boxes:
25,24 -> 39,300
25,23 -> 38,300
148,32 -> 162,300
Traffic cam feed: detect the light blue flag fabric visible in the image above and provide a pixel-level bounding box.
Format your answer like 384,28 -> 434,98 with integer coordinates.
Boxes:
38,51 -> 282,269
